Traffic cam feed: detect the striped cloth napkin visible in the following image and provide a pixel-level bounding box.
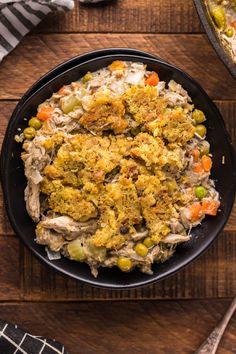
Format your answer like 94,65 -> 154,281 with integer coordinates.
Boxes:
0,0 -> 74,62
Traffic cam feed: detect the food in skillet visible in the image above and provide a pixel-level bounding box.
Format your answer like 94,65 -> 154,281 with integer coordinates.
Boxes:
17,60 -> 220,277
206,0 -> 236,62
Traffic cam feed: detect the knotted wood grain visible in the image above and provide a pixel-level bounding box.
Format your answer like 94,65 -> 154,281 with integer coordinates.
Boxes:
0,34 -> 234,100
0,300 -> 235,354
34,0 -> 202,34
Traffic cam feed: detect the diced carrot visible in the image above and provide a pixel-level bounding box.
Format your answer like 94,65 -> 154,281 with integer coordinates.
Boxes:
230,21 -> 236,30
193,162 -> 205,174
57,86 -> 68,95
202,199 -> 220,216
108,60 -> 125,71
145,72 -> 159,86
189,203 -> 203,221
37,106 -> 54,121
191,149 -> 200,162
201,155 -> 212,172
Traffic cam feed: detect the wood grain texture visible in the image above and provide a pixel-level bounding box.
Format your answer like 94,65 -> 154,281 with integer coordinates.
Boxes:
0,300 -> 235,354
217,101 -> 236,151
0,230 -> 236,301
0,34 -> 234,100
0,190 -> 12,236
34,0 -> 202,34
0,2 -> 235,352
19,231 -> 236,300
0,57 -> 235,302
0,238 -> 21,300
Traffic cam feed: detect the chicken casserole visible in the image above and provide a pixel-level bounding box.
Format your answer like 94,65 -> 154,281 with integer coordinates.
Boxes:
17,60 -> 220,277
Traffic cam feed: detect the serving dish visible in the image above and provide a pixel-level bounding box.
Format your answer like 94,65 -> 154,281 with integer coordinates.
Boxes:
193,0 -> 236,79
1,49 -> 236,289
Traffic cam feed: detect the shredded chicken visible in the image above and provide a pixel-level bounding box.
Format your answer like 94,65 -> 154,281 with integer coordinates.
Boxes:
36,226 -> 66,252
40,216 -> 98,240
162,234 -> 191,244
19,60 -> 220,277
25,182 -> 40,222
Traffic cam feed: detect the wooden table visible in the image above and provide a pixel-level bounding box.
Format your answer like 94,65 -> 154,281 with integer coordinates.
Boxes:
0,1 -> 236,353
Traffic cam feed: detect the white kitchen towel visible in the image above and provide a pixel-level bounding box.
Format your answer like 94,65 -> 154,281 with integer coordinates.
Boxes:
0,0 -> 74,62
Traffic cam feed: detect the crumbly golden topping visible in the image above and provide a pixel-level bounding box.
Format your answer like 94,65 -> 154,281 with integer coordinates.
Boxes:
20,61 -> 220,276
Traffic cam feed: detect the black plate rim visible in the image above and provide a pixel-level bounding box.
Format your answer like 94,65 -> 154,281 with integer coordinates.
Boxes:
17,48 -> 160,105
1,52 -> 236,289
193,0 -> 236,79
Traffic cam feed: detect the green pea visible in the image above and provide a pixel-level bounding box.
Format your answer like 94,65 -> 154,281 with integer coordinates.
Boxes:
60,95 -> 81,114
28,117 -> 42,130
23,127 -> 36,140
67,239 -> 86,262
135,243 -> 148,257
117,257 -> 133,272
192,109 -> 206,124
211,7 -> 226,30
195,186 -> 207,199
143,237 -> 154,248
200,145 -> 210,156
225,27 -> 234,38
195,124 -> 207,138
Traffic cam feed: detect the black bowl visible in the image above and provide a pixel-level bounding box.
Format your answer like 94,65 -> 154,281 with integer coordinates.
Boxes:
1,49 -> 236,289
193,0 -> 236,79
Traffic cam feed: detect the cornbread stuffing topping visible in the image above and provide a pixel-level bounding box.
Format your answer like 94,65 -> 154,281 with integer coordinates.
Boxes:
18,61 -> 220,276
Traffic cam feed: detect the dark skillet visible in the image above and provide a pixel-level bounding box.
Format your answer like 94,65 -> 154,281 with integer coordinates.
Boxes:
1,51 -> 236,289
193,0 -> 236,79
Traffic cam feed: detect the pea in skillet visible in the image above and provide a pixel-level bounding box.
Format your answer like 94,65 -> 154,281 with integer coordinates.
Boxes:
207,0 -> 236,63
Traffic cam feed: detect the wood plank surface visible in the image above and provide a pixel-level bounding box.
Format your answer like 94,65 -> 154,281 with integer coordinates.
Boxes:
0,238 -> 21,301
0,34 -> 234,100
35,0 -> 202,34
0,196 -> 236,301
0,300 -> 235,354
0,231 -> 234,301
20,231 -> 236,301
0,1 -> 235,352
